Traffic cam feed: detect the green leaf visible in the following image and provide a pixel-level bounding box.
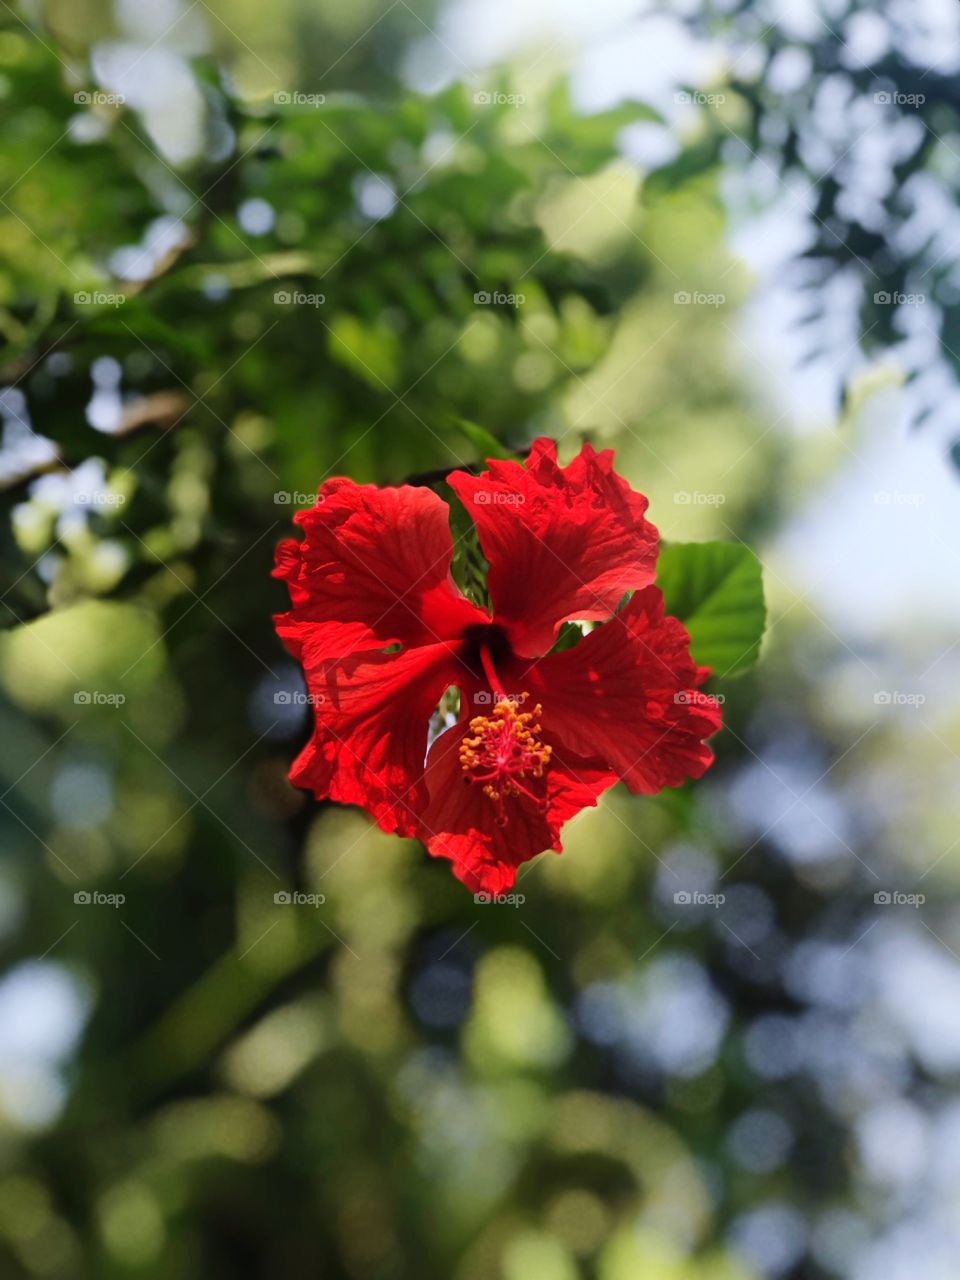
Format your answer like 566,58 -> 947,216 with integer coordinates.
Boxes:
445,485 -> 491,609
452,417 -> 519,462
655,542 -> 765,677
550,621 -> 585,653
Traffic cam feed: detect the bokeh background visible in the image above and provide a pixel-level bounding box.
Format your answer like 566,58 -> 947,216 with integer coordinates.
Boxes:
1,1 -> 959,1277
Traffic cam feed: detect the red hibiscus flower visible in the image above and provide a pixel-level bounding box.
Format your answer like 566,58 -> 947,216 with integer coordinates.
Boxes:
273,438 -> 722,893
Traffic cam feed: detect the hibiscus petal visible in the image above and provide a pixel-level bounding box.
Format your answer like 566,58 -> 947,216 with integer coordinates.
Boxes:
274,478 -> 488,662
419,717 -> 616,894
448,437 -> 658,658
290,638 -> 462,837
512,586 -> 723,793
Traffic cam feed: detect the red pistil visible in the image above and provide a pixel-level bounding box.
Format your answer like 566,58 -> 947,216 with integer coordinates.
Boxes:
478,643 -> 506,699
459,693 -> 552,825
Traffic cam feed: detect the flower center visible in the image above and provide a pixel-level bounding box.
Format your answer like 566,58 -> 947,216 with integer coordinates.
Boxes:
459,695 -> 552,825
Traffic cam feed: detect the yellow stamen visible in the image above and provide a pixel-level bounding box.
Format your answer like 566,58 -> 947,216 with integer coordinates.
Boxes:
459,695 -> 552,822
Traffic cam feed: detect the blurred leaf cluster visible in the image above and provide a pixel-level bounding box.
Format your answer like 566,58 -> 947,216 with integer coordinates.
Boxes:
696,0 -> 960,440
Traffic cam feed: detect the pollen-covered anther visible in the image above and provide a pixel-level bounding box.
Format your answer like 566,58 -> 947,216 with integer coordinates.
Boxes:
459,696 -> 552,819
